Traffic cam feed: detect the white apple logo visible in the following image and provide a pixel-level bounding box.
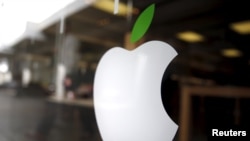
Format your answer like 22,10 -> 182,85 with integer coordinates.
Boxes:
94,40 -> 178,141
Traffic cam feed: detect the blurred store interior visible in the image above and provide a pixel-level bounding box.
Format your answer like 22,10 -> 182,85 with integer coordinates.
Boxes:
0,0 -> 250,141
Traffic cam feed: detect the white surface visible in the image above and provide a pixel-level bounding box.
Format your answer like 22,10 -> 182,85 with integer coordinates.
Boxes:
55,64 -> 66,99
94,40 -> 178,141
22,68 -> 31,87
114,0 -> 119,14
0,0 -> 94,50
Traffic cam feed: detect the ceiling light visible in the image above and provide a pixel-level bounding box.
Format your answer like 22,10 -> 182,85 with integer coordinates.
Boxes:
93,0 -> 138,16
230,20 -> 250,34
222,48 -> 242,58
176,31 -> 204,43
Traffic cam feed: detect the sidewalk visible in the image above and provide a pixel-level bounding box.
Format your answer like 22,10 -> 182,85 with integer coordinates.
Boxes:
0,88 -> 101,141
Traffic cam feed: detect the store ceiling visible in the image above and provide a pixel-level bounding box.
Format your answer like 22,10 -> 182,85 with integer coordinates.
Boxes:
12,0 -> 250,85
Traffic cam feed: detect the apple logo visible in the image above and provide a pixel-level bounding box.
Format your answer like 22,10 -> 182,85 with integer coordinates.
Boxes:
93,3 -> 178,141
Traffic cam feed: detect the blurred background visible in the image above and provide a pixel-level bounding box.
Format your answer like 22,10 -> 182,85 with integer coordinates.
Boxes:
0,0 -> 250,141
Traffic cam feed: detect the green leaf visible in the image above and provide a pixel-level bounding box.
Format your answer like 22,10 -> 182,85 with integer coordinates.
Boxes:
130,4 -> 155,43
